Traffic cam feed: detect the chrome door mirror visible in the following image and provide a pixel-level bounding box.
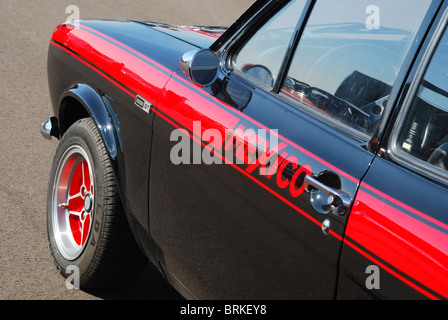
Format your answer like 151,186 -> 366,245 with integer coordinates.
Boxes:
180,49 -> 219,87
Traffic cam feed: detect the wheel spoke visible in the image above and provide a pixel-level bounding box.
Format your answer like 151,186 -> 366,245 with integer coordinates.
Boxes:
69,161 -> 84,197
68,213 -> 82,246
68,194 -> 84,213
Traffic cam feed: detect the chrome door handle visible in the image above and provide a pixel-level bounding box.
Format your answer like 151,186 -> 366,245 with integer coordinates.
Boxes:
304,175 -> 352,217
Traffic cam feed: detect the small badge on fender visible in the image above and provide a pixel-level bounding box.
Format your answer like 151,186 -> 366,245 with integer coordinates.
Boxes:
135,95 -> 153,114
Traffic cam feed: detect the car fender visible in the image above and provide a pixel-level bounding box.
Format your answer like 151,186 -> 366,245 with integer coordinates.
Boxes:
59,83 -> 121,161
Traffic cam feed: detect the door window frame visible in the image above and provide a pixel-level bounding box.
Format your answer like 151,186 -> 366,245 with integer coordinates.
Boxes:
389,5 -> 448,185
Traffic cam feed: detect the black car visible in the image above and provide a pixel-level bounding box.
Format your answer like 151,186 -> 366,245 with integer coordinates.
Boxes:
41,0 -> 448,299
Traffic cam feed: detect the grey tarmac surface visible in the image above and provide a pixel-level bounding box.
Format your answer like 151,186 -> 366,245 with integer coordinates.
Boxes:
0,0 -> 254,300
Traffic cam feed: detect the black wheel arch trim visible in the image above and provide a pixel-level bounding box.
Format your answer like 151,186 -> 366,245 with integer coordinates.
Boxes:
59,83 -> 121,159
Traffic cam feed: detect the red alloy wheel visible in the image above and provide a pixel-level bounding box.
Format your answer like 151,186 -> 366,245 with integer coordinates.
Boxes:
51,145 -> 94,261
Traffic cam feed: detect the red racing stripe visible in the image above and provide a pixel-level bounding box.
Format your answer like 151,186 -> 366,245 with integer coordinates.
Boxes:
52,25 -> 171,107
63,23 -> 173,75
158,79 -> 240,149
50,41 -> 136,98
362,182 -> 448,232
346,189 -> 448,299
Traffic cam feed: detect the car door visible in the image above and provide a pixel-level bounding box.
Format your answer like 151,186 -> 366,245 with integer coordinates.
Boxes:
338,4 -> 448,300
149,0 -> 437,299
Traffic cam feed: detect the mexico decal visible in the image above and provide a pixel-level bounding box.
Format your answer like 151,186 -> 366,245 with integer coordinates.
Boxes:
169,119 -> 313,201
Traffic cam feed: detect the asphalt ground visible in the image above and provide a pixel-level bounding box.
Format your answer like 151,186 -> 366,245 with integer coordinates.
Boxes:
0,0 -> 254,300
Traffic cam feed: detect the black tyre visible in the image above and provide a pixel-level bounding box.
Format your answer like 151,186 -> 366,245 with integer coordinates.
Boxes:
47,118 -> 147,289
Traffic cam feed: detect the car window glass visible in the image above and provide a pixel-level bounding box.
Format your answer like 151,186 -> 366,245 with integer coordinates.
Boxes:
232,0 -> 307,88
280,0 -> 433,138
397,29 -> 448,173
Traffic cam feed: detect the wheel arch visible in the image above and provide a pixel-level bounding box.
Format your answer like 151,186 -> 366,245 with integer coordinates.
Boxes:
58,83 -> 122,163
